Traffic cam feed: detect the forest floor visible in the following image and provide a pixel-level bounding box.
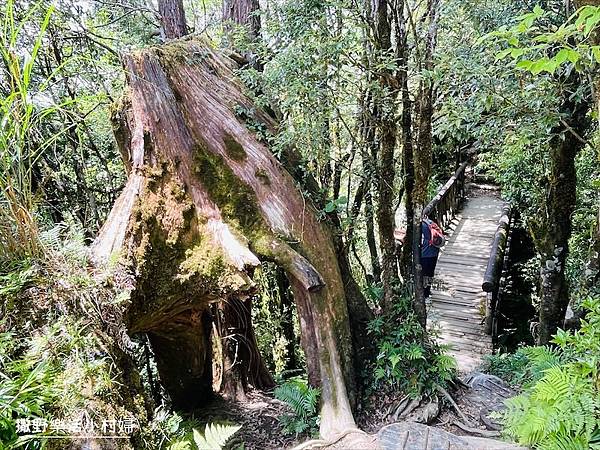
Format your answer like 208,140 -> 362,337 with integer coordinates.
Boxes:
195,371 -> 515,449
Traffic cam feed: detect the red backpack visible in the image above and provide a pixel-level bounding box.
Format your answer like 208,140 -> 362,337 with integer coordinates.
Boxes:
426,219 -> 446,248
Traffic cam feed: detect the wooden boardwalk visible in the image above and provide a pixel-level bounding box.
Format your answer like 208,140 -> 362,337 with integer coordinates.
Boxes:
428,191 -> 507,372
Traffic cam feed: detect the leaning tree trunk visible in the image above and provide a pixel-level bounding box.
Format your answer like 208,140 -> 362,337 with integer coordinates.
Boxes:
212,0 -> 274,401
92,38 -> 356,438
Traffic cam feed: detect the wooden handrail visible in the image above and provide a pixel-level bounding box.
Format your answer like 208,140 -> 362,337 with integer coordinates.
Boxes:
483,204 -> 512,337
423,161 -> 468,230
482,205 -> 511,292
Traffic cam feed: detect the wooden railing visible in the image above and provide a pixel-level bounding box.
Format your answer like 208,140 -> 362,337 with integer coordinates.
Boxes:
422,161 -> 468,230
482,204 -> 512,340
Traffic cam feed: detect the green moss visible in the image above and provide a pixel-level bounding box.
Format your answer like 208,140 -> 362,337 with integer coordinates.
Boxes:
223,133 -> 247,161
255,168 -> 271,185
193,142 -> 264,236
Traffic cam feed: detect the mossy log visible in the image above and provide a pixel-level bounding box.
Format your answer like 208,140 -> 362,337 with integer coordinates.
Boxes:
92,38 -> 356,438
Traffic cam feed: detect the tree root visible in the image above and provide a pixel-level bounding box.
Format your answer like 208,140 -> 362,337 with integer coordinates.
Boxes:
290,427 -> 368,450
396,397 -> 421,421
452,420 -> 501,438
388,395 -> 409,420
435,384 -> 475,427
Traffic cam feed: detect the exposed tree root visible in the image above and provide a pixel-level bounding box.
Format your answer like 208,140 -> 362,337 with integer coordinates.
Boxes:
290,427 -> 368,450
435,384 -> 475,427
452,420 -> 501,438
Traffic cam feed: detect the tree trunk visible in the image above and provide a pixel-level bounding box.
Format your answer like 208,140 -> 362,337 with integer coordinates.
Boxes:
214,297 -> 274,401
158,0 -> 187,39
364,183 -> 382,283
223,0 -> 261,40
535,98 -> 587,344
370,0 -> 400,312
411,0 -> 440,327
92,39 -> 356,438
400,73 -> 414,280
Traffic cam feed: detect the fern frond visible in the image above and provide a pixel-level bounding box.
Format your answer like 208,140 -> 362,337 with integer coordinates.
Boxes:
168,441 -> 191,450
192,423 -> 241,450
533,366 -> 570,401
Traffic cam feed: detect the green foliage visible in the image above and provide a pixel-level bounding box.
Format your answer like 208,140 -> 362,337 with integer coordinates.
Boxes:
367,294 -> 456,397
0,345 -> 58,448
483,351 -> 529,386
155,411 -> 241,450
274,378 -> 320,436
252,263 -> 303,376
192,423 -> 242,450
498,298 -> 600,449
0,0 -> 55,262
490,5 -> 600,76
0,314 -> 117,449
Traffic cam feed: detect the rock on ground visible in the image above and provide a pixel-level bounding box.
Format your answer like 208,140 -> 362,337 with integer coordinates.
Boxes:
378,422 -> 526,450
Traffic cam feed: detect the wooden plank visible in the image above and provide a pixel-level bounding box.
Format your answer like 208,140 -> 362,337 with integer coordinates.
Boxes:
438,253 -> 490,262
431,303 -> 483,319
439,324 -> 488,337
437,320 -> 486,335
442,341 -> 491,355
439,332 -> 492,349
430,298 -> 478,308
438,259 -> 487,268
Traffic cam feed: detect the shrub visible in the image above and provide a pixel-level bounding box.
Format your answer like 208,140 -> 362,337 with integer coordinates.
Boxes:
166,422 -> 241,450
483,350 -> 530,386
368,294 -> 457,397
498,297 -> 600,449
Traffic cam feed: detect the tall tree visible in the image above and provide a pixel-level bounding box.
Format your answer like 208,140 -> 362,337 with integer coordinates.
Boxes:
410,0 -> 440,326
534,83 -> 589,343
362,0 -> 401,311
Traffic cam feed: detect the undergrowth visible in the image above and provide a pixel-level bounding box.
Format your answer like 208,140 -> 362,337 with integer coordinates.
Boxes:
367,290 -> 457,397
495,297 -> 600,449
274,377 -> 320,437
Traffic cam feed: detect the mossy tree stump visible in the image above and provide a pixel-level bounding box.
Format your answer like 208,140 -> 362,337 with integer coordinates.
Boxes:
92,38 -> 356,438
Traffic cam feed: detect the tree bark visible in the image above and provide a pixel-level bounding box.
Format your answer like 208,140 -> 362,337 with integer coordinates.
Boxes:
535,97 -> 588,344
223,0 -> 261,41
158,0 -> 187,39
370,0 -> 401,312
214,297 -> 274,401
92,39 -> 356,438
411,0 -> 440,327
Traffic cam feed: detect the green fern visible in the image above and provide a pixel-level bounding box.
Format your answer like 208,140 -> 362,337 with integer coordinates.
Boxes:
274,378 -> 320,435
499,298 -> 600,449
168,441 -> 191,450
192,423 -> 241,450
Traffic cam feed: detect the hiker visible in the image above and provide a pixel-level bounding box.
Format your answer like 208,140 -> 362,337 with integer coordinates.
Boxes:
421,217 -> 445,298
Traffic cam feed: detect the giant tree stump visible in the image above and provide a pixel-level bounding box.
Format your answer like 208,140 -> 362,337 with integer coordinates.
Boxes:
92,38 -> 356,438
